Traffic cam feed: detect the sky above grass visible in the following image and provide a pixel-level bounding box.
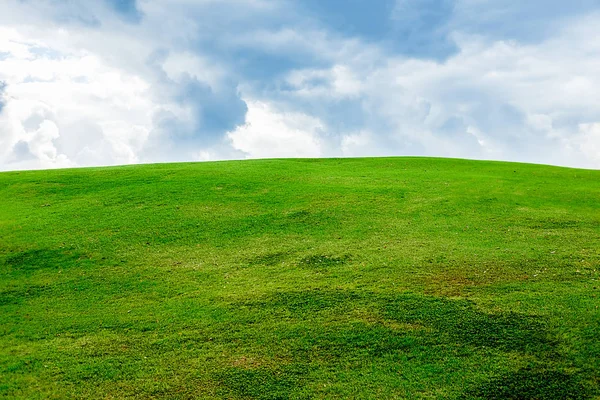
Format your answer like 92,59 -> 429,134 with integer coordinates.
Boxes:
0,0 -> 599,170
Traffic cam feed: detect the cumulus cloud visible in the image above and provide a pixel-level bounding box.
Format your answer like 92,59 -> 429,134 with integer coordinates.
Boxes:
227,100 -> 325,159
241,9 -> 600,168
0,0 -> 255,170
0,0 -> 599,170
0,24 -> 154,170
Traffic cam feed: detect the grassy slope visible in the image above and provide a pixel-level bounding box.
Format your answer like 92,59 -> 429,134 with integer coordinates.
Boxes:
0,157 -> 599,399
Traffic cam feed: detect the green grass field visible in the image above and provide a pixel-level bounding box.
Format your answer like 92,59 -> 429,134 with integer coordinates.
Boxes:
1,157 -> 599,399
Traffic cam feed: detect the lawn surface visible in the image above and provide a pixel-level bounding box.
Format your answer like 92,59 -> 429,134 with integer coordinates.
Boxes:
1,157 -> 599,399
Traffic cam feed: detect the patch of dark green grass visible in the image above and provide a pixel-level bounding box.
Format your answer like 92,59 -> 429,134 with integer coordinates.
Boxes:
284,210 -> 311,221
248,252 -> 290,266
220,289 -> 581,398
463,367 -> 592,399
239,290 -> 554,356
240,289 -> 361,316
297,255 -> 351,269
216,366 -> 308,400
286,322 -> 416,361
2,248 -> 84,273
381,293 -> 555,353
3,356 -> 43,374
0,284 -> 51,306
219,210 -> 338,241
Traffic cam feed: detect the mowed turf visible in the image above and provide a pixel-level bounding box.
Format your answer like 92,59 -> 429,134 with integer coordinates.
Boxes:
0,157 -> 598,399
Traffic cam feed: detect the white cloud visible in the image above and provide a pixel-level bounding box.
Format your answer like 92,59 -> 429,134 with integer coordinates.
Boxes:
253,11 -> 600,168
0,26 -> 157,170
227,100 -> 324,159
0,0 -> 250,170
574,123 -> 600,168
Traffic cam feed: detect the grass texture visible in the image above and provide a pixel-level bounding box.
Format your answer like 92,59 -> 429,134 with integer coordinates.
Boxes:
0,157 -> 599,399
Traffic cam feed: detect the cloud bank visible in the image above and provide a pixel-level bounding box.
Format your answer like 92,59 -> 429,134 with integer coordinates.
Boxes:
0,0 -> 599,170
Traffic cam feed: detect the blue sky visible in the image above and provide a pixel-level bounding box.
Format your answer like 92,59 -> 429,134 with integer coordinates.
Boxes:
0,0 -> 599,170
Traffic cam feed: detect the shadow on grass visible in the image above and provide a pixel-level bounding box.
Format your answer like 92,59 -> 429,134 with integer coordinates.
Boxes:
462,367 -> 591,399
248,252 -> 289,267
380,294 -> 554,353
216,290 -> 594,398
246,290 -> 554,354
247,253 -> 352,270
0,284 -> 51,306
297,255 -> 351,269
3,249 -> 83,273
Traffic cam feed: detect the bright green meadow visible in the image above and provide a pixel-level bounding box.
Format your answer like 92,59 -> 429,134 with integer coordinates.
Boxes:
0,157 -> 599,399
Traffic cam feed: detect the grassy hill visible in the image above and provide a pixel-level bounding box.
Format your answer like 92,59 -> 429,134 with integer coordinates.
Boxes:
1,157 -> 599,399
